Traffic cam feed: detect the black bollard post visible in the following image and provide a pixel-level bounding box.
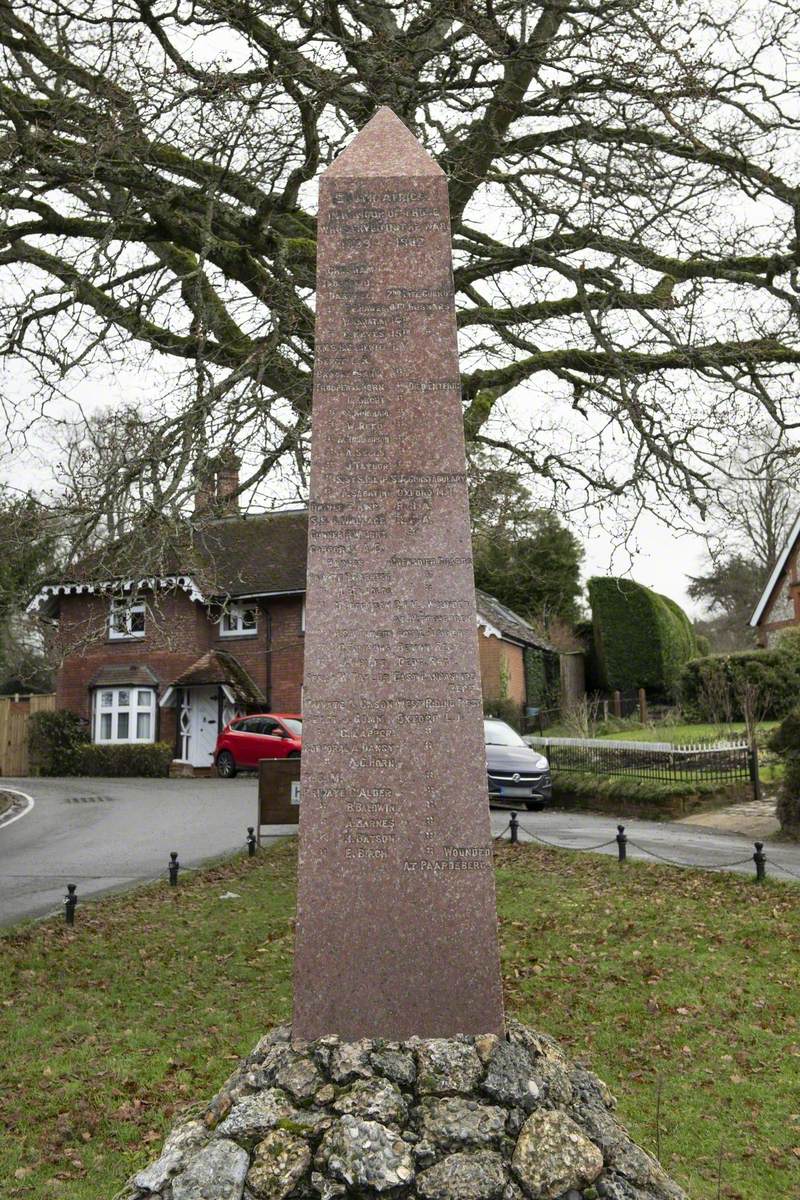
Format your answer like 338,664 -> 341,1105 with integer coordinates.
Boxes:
247,827 -> 257,857
753,841 -> 766,883
616,824 -> 627,863
509,811 -> 519,845
64,883 -> 77,926
168,851 -> 180,886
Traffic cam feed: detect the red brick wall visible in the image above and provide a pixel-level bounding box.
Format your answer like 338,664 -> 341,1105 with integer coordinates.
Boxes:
477,631 -> 526,707
208,596 -> 305,709
55,590 -> 306,732
266,597 -> 306,711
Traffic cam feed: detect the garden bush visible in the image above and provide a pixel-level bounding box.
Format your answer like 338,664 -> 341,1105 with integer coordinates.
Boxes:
73,742 -> 173,777
776,756 -> 800,837
681,650 -> 800,722
28,710 -> 89,775
588,576 -> 698,698
483,698 -> 523,731
768,708 -> 800,836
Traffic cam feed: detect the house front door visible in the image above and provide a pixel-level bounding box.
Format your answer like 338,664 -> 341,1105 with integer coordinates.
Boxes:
188,685 -> 219,768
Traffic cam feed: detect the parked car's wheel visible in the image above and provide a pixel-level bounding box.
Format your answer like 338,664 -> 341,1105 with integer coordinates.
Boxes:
216,750 -> 237,778
526,801 -> 544,812
287,750 -> 301,759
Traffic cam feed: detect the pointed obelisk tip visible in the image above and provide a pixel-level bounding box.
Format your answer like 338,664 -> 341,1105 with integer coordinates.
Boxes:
324,106 -> 444,178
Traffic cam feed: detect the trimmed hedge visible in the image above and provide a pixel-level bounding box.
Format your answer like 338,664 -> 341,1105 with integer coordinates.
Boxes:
588,577 -> 698,698
29,710 -> 89,775
72,742 -> 173,777
680,649 -> 800,722
28,711 -> 173,776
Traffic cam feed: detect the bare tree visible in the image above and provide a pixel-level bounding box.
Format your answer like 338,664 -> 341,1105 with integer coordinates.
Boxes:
1,0 -> 800,553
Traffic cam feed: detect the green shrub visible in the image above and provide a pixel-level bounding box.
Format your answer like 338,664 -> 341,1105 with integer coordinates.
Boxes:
483,698 -> 523,731
776,754 -> 800,835
681,650 -> 800,722
768,708 -> 800,836
588,577 -> 698,698
73,742 -> 173,777
768,707 -> 800,756
695,633 -> 712,657
523,647 -> 560,712
28,710 -> 89,775
775,626 -> 800,658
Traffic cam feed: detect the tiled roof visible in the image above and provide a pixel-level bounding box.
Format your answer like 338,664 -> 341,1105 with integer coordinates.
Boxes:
475,588 -> 556,651
88,664 -> 161,688
47,509 -> 309,600
193,509 -> 308,597
169,651 -> 265,704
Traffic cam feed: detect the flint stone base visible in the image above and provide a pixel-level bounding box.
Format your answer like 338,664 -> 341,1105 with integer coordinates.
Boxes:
121,1020 -> 686,1200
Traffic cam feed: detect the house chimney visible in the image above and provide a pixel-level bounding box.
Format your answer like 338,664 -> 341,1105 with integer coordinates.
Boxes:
193,455 -> 216,516
193,452 -> 240,517
215,450 -> 240,516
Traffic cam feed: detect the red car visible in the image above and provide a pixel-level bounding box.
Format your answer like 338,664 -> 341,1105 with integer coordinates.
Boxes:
215,713 -> 302,778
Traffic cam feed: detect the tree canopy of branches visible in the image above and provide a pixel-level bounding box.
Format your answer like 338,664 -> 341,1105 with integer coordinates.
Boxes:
0,489 -> 57,689
471,457 -> 583,625
688,553 -> 766,651
1,0 -> 799,537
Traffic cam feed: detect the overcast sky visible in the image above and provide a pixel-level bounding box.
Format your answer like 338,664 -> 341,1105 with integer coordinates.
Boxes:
0,354 -> 716,621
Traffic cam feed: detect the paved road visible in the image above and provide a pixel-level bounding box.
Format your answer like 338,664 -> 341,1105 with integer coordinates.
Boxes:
2,780 -> 799,927
0,775 -> 292,927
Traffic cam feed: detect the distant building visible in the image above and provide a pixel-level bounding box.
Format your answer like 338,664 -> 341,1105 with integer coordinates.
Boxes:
750,512 -> 800,646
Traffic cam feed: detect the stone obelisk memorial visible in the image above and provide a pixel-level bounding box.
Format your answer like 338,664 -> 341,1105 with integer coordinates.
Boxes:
119,110 -> 687,1200
294,108 -> 504,1039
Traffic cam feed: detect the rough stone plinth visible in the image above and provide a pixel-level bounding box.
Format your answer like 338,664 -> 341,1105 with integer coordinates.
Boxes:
294,105 -> 503,1039
121,1021 -> 687,1200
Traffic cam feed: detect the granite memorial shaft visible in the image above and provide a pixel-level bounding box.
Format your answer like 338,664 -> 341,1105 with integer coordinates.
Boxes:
293,108 -> 504,1040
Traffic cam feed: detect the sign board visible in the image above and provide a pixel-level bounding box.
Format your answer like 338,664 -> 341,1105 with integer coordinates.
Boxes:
257,757 -> 301,842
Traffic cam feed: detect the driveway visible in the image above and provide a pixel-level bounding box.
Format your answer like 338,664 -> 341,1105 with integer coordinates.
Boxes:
3,781 -> 800,928
0,775 -> 291,927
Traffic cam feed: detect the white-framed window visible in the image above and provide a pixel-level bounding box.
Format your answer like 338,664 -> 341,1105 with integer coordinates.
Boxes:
93,687 -> 156,743
108,596 -> 145,640
220,602 -> 258,637
300,598 -> 306,632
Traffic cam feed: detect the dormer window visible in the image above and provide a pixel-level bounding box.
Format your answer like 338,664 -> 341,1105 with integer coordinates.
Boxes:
109,596 -> 145,640
220,602 -> 258,637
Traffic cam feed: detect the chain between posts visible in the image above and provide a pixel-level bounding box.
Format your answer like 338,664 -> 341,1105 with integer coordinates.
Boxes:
495,818 -> 790,884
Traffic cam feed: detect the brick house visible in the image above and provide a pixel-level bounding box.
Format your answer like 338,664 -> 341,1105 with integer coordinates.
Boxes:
31,488 -> 574,771
30,499 -> 309,771
750,510 -> 800,646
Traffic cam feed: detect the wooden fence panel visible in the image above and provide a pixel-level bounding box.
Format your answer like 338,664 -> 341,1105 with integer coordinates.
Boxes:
0,693 -> 55,776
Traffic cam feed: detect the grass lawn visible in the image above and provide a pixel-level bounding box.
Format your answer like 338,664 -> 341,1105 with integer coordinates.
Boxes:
597,722 -> 780,745
2,843 -> 799,1200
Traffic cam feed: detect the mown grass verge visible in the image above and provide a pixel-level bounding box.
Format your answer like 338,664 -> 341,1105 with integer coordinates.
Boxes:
2,842 -> 798,1200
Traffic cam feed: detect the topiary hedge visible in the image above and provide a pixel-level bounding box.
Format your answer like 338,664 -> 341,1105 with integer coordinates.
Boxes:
588,577 -> 698,699
681,649 -> 800,722
73,742 -> 173,777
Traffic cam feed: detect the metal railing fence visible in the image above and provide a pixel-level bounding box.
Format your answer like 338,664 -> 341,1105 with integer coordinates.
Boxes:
526,735 -> 755,786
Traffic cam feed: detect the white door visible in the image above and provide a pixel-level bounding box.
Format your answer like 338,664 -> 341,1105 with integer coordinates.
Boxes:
189,686 -> 219,768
